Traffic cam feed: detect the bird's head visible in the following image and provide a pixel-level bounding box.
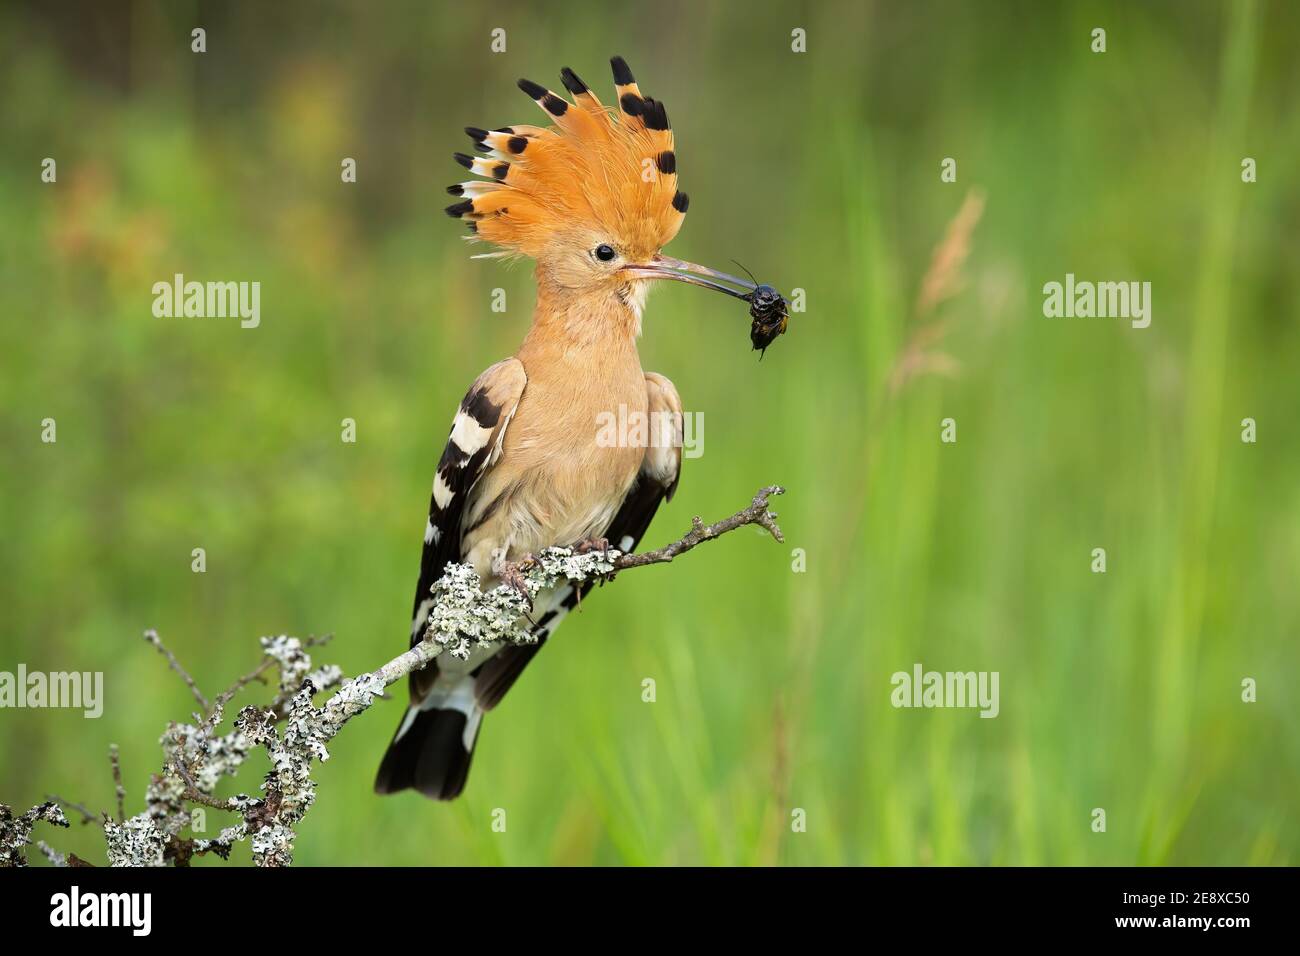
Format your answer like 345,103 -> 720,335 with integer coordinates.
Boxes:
447,56 -> 764,316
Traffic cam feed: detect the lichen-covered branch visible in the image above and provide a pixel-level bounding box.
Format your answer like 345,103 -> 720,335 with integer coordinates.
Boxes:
46,794 -> 101,825
3,485 -> 785,868
0,802 -> 69,867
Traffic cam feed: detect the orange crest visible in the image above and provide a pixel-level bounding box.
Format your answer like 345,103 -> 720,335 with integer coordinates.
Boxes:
445,57 -> 688,262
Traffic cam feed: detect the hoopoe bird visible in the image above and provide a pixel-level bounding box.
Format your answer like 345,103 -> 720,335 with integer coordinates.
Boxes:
375,56 -> 763,799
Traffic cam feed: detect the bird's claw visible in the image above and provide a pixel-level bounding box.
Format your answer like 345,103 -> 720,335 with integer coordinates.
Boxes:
573,536 -> 611,555
499,562 -> 533,612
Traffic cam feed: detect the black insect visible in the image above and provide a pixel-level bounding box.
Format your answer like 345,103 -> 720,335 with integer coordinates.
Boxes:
734,263 -> 789,358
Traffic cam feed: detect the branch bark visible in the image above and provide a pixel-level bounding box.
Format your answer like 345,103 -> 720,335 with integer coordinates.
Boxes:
611,484 -> 785,569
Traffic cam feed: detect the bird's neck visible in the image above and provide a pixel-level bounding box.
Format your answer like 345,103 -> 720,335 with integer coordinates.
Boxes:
518,268 -> 644,366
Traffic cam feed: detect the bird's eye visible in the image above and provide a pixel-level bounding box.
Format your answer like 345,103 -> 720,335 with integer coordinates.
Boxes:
594,244 -> 616,262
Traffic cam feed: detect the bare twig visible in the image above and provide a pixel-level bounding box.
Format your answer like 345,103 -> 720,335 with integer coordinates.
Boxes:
171,761 -> 239,813
109,745 -> 126,822
144,628 -> 210,712
612,485 -> 785,568
45,795 -> 100,826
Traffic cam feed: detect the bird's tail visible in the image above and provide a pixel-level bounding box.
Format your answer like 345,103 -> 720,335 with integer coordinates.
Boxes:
373,698 -> 483,800
375,584 -> 573,800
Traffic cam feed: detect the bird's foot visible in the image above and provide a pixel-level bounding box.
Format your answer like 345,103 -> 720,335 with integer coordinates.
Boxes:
572,537 -> 618,592
498,558 -> 535,612
572,536 -> 611,555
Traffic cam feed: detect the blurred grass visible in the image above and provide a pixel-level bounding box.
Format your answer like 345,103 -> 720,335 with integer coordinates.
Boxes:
1,0 -> 1297,865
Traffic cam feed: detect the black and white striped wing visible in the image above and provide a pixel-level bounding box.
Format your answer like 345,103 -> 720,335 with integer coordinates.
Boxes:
374,358 -> 526,799
407,358 -> 527,652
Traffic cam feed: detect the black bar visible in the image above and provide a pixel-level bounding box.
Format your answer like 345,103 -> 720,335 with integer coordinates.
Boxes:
1,866 -> 1288,940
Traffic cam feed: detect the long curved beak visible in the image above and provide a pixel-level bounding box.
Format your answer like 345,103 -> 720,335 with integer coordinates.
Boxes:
620,254 -> 757,302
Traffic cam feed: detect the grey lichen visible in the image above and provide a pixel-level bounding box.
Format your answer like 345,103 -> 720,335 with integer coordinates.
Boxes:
160,719 -> 253,795
262,634 -> 344,712
193,822 -> 247,860
36,840 -> 67,867
425,548 -> 620,660
0,801 -> 69,867
105,813 -> 169,867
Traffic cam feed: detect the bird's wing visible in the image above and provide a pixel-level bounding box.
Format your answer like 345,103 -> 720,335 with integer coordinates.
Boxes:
471,372 -> 683,709
375,359 -> 526,799
601,372 -> 683,552
407,358 -> 528,661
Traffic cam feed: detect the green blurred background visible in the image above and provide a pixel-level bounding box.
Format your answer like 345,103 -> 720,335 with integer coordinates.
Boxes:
1,0 -> 1297,865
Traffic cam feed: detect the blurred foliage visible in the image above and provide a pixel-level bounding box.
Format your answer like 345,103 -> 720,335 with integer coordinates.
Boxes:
1,0 -> 1297,865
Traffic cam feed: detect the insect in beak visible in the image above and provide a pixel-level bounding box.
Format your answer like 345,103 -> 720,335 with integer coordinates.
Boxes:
620,255 -> 790,357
